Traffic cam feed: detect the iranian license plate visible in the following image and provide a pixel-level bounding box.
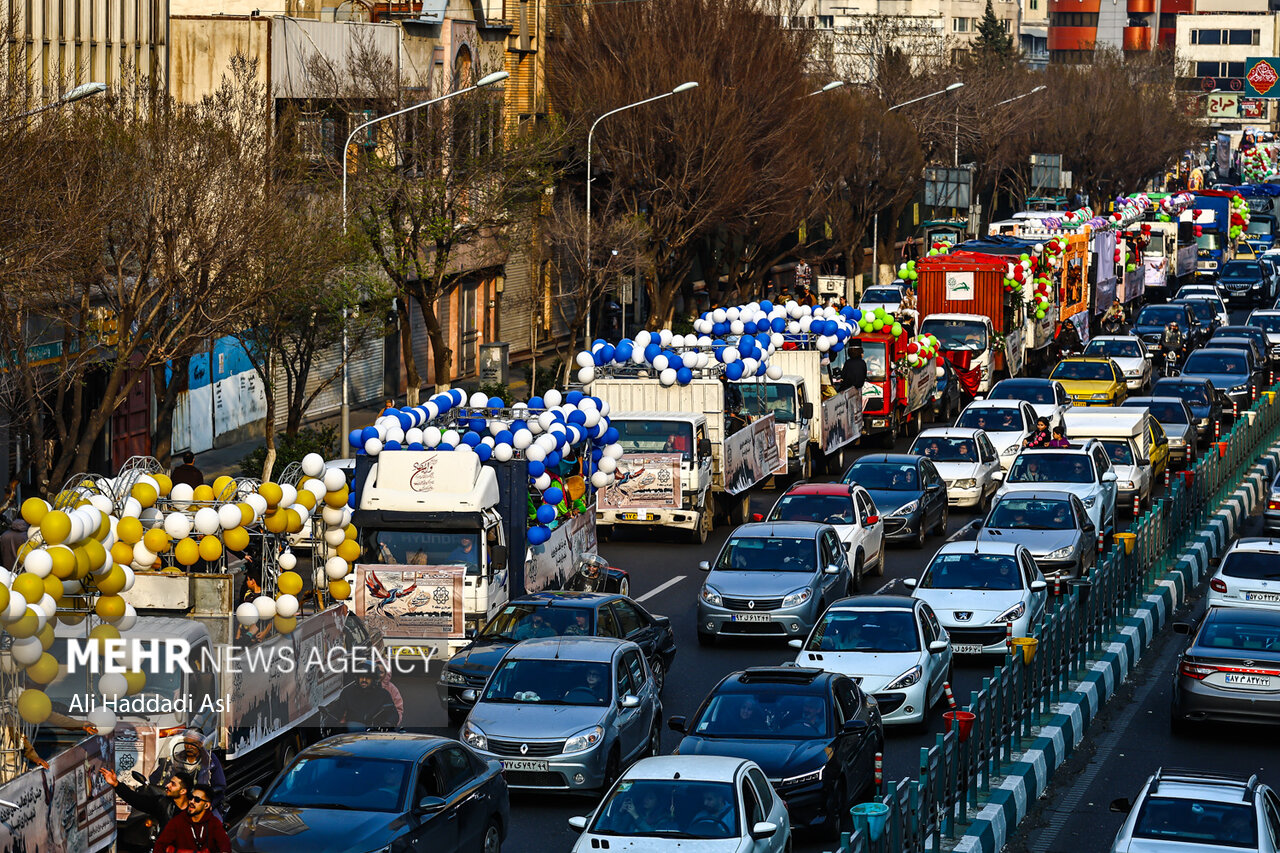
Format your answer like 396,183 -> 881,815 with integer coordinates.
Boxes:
621,512 -> 652,521
953,643 -> 985,655
731,614 -> 772,622
502,759 -> 550,772
1224,674 -> 1271,687
1245,592 -> 1280,603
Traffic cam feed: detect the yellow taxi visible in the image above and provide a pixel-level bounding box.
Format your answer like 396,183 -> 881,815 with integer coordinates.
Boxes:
1236,242 -> 1258,260
1048,357 -> 1128,407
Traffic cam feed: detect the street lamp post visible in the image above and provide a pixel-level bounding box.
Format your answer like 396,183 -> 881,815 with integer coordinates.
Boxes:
995,85 -> 1047,107
809,81 -> 845,96
7,82 -> 107,123
585,82 -> 698,346
338,69 -> 509,457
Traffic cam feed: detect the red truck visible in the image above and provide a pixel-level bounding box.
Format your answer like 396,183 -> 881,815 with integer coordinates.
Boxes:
855,331 -> 937,446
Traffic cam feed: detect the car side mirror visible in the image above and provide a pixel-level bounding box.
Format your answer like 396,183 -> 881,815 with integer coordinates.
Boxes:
841,719 -> 869,734
1103,471 -> 1118,483
751,513 -> 764,522
929,639 -> 949,652
750,821 -> 779,840
699,438 -> 713,457
801,402 -> 815,420
993,471 -> 1005,481
1173,621 -> 1192,635
1110,798 -> 1133,814
1030,580 -> 1047,592
788,639 -> 804,649
417,796 -> 447,813
465,627 -> 478,639
904,578 -> 918,589
568,816 -> 589,832
667,716 -> 687,733
243,786 -> 262,802
1137,458 -> 1150,467
865,515 -> 880,525
1083,520 -> 1096,533
461,689 -> 477,703
927,482 -> 942,492
620,694 -> 641,709
698,561 -> 711,572
974,395 -> 985,401
824,565 -> 842,575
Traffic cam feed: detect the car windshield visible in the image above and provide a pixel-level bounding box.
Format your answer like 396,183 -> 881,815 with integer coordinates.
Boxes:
590,780 -> 739,839
989,381 -> 1055,405
1221,261 -> 1262,276
843,462 -> 919,490
1154,380 -> 1212,407
692,690 -> 830,738
988,498 -> 1076,530
362,529 -> 482,575
862,340 -> 888,382
920,554 -> 1023,590
479,604 -> 593,641
1127,401 -> 1188,423
611,419 -> 695,462
910,436 -> 978,462
1050,361 -> 1114,382
919,318 -> 988,352
482,659 -> 612,706
1084,340 -> 1142,359
732,383 -> 797,424
862,287 -> 901,303
768,494 -> 854,525
1099,439 -> 1135,466
1136,305 -> 1187,326
1184,352 -> 1248,375
715,537 -> 815,572
955,407 -> 1023,432
1219,550 -> 1280,580
1179,301 -> 1218,323
805,609 -> 921,652
1132,796 -> 1257,848
1250,314 -> 1280,333
264,756 -> 410,812
1007,453 -> 1096,484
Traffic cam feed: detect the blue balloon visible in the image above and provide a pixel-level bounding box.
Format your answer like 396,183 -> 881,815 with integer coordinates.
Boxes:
544,487 -> 564,505
536,504 -> 556,524
737,338 -> 753,355
761,300 -> 774,313
528,525 -> 551,546
590,397 -> 604,410
348,429 -> 363,448
713,322 -> 729,336
496,430 -> 514,446
644,343 -> 662,361
615,342 -> 634,362
831,342 -> 845,353
592,448 -> 603,461
546,451 -> 561,467
677,367 -> 693,385
385,440 -> 402,451
487,396 -> 505,409
438,443 -> 455,452
528,396 -> 544,410
469,417 -> 487,432
603,427 -> 619,444
382,407 -> 397,417
408,442 -> 425,451
475,443 -> 493,462
528,460 -> 546,478
851,309 -> 862,322
361,426 -> 379,443
462,431 -> 482,447
451,389 -> 466,406
592,338 -> 606,348
566,391 -> 584,405
726,361 -> 745,380
568,410 -> 587,425
756,363 -> 768,376
348,491 -> 357,508
396,412 -> 412,430
601,344 -> 616,363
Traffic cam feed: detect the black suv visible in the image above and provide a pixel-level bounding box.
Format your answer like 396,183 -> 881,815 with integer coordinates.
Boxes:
438,591 -> 676,724
668,666 -> 883,840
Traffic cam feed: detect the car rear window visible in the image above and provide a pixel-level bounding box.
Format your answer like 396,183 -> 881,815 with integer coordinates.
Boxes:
1219,549 -> 1280,580
1132,797 -> 1257,848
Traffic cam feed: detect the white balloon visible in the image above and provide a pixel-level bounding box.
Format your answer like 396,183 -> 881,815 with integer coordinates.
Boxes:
61,579 -> 83,597
766,364 -> 784,380
597,456 -> 617,474
544,389 -> 563,407
89,494 -> 114,515
278,550 -> 298,571
324,557 -> 349,581
164,512 -> 193,540
513,429 -> 532,450
140,507 -> 163,529
729,320 -> 745,335
4,590 -> 27,623
193,507 -> 219,536
591,471 -> 611,488
87,708 -> 117,735
275,594 -> 300,619
470,391 -> 489,408
323,527 -> 346,548
321,505 -> 346,527
218,504 -> 242,530
11,637 -> 41,665
442,430 -> 461,447
99,672 -> 128,699
236,602 -> 260,626
66,512 -> 85,544
525,444 -> 546,463
132,543 -> 157,569
577,367 -> 595,384
424,427 -> 442,448
37,594 -> 56,622
303,479 -> 327,503
301,453 -> 325,478
117,602 -> 137,631
253,594 -> 277,621
245,493 -> 268,517
120,565 -> 135,592
323,468 -> 346,492
278,485 -> 298,509
576,351 -> 594,368
120,497 -> 142,519
494,444 -> 514,462
533,473 -> 552,491
659,368 -> 677,386
22,549 -> 52,578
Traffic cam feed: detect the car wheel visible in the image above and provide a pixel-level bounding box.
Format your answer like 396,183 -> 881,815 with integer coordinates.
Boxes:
601,749 -> 621,792
688,510 -> 710,545
852,553 -> 864,593
824,780 -> 850,841
874,548 -> 885,576
647,721 -> 661,757
934,506 -> 949,536
913,520 -> 926,549
650,657 -> 666,694
482,818 -> 502,853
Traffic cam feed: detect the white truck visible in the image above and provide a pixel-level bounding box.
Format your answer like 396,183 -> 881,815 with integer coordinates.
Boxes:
768,347 -> 864,475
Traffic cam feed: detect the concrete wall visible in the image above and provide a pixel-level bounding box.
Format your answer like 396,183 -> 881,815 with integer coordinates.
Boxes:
169,16 -> 271,104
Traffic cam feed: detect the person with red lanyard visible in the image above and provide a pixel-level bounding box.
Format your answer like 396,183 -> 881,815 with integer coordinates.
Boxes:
154,783 -> 232,853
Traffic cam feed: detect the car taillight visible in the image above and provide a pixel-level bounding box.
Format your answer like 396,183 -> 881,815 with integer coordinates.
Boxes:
1179,660 -> 1218,680
1270,500 -> 1280,510
1210,578 -> 1228,593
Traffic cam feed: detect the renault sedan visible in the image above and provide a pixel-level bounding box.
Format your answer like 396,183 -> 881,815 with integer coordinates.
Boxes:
976,491 -> 1096,580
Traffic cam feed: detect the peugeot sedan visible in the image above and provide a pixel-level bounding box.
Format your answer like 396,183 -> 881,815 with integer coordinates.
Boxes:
762,483 -> 885,582
1171,606 -> 1280,732
461,636 -> 661,792
790,596 -> 952,726
905,542 -> 1048,656
696,522 -> 851,645
954,399 -> 1038,468
976,491 -> 1096,580
841,454 -> 949,547
1049,357 -> 1128,407
1206,538 -> 1280,610
1082,336 -> 1152,392
909,428 -> 1003,510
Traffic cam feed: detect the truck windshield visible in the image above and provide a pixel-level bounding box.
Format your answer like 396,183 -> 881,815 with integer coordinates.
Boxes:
611,419 -> 694,461
919,318 -> 988,352
861,341 -> 888,382
363,530 -> 482,575
1197,233 -> 1221,251
1099,439 -> 1135,466
715,536 -> 815,572
733,383 -> 797,423
1248,219 -> 1273,236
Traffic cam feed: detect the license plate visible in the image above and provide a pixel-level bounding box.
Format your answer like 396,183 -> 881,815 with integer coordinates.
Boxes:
502,759 -> 550,772
871,418 -> 887,428
953,643 -> 985,655
731,614 -> 772,622
1224,674 -> 1271,687
621,512 -> 652,521
1245,592 -> 1280,602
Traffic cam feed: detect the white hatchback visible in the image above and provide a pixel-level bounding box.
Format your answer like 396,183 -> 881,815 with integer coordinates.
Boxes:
909,428 -> 1003,510
1207,537 -> 1280,610
953,399 -> 1039,470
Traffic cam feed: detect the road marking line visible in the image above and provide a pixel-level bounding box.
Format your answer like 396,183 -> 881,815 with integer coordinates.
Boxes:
636,575 -> 686,602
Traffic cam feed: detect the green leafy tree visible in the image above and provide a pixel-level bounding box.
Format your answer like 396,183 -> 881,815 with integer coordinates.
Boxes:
974,0 -> 1017,61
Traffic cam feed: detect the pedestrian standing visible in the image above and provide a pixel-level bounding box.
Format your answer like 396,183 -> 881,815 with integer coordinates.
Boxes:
171,451 -> 204,490
795,260 -> 812,294
902,235 -> 917,263
153,783 -> 231,853
0,518 -> 29,570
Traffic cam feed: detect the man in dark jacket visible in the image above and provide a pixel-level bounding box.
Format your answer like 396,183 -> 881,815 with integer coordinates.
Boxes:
171,451 -> 204,490
153,783 -> 231,853
333,672 -> 398,728
838,344 -> 868,392
0,518 -> 29,569
100,768 -> 194,829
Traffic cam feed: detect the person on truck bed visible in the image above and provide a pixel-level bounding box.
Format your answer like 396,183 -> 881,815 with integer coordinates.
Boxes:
100,767 -> 193,831
332,672 -> 398,730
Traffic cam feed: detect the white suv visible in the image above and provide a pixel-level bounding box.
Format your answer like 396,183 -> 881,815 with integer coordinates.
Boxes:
1109,768 -> 1280,853
993,441 -> 1119,540
1208,538 -> 1280,610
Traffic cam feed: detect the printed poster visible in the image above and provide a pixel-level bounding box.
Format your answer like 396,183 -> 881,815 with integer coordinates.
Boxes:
354,565 -> 464,642
945,271 -> 975,301
722,413 -> 777,494
0,734 -> 115,853
598,454 -> 681,510
527,508 -> 597,593
820,388 -> 862,454
772,424 -> 789,475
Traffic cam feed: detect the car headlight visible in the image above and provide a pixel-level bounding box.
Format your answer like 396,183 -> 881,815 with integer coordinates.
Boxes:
441,668 -> 468,685
1120,480 -> 1135,490
885,665 -> 922,690
1002,444 -> 1020,456
563,725 -> 605,754
780,766 -> 825,786
1125,370 -> 1141,377
462,721 -> 487,751
954,479 -> 977,489
1083,496 -> 1097,508
1045,546 -> 1074,560
993,602 -> 1026,623
1090,393 -> 1111,401
889,500 -> 920,517
782,588 -> 813,608
1169,436 -> 1186,446
700,585 -> 723,607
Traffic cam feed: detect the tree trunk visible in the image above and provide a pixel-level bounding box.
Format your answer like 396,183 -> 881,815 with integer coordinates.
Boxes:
150,355 -> 191,468
261,352 -> 278,482
417,295 -> 453,390
57,362 -> 129,490
398,299 -> 422,406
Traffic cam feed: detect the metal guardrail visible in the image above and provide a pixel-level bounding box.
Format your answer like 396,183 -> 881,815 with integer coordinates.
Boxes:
832,386 -> 1280,853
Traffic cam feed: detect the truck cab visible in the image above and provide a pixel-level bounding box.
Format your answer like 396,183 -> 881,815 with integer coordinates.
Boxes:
919,313 -> 997,393
727,375 -> 813,477
599,412 -> 714,541
855,332 -> 937,445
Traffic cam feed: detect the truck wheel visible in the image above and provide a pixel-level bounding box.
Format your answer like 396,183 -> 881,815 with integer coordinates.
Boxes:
880,417 -> 898,449
688,510 -> 710,545
598,525 -> 613,542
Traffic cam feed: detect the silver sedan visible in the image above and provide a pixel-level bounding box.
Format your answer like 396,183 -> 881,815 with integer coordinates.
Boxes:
976,491 -> 1097,581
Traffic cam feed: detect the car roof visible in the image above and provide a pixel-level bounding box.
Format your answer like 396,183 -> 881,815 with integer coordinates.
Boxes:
1224,537 -> 1280,555
1055,356 -> 1118,365
914,427 -> 983,440
504,636 -> 631,661
514,591 -> 622,607
1186,348 -> 1248,359
301,732 -> 456,760
1124,396 -> 1188,406
720,667 -> 835,692
1087,335 -> 1143,343
829,594 -> 918,610
622,755 -> 749,783
1203,605 -> 1280,627
784,483 -> 855,497
990,377 -> 1056,387
992,489 -> 1078,503
1018,444 -> 1094,457
730,521 -> 828,537
963,399 -> 1029,409
936,540 -> 1022,556
1215,326 -> 1263,334
1142,768 -> 1260,803
847,453 -> 920,465
1154,376 -> 1211,387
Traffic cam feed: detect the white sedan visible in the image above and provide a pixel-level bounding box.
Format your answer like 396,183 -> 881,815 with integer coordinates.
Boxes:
905,541 -> 1048,656
1206,537 -> 1280,610
1083,336 -> 1152,392
909,428 -> 1003,510
953,399 -> 1039,470
570,756 -> 791,853
790,596 -> 952,726
763,482 -> 885,582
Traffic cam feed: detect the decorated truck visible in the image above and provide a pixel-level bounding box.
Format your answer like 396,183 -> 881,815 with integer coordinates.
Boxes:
1189,190 -> 1251,277
768,345 -> 864,474
854,331 -> 937,445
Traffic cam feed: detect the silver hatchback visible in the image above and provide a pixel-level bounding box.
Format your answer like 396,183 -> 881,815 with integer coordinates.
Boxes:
1109,768 -> 1280,853
461,636 -> 661,793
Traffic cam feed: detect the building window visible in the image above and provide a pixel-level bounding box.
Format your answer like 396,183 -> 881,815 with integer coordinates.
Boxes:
1195,60 -> 1248,77
1228,61 -> 1245,77
1030,0 -> 1038,10
1049,11 -> 1098,26
952,16 -> 971,32
1228,28 -> 1260,45
1191,28 -> 1221,44
1192,28 -> 1261,45
818,14 -> 833,27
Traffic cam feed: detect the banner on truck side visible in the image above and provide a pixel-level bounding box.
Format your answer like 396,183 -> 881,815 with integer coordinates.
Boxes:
527,508 -> 598,593
599,454 -> 682,510
820,388 -> 862,453
772,424 -> 789,475
355,565 -> 465,644
723,414 -> 778,494
1176,244 -> 1197,278
0,734 -> 115,853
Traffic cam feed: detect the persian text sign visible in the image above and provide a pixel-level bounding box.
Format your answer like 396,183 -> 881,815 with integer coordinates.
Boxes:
599,454 -> 682,510
1245,58 -> 1280,98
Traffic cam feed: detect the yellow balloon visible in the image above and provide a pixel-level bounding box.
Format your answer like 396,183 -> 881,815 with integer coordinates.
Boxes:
278,571 -> 304,596
131,482 -> 158,509
124,669 -> 146,694
20,498 -> 49,526
82,538 -> 106,571
110,541 -> 134,567
153,473 -> 173,497
37,622 -> 54,649
273,615 -> 297,634
193,485 -> 215,506
7,609 -> 39,638
41,576 -> 62,603
52,545 -> 78,579
73,546 -> 90,578
16,689 -> 51,724
212,476 -> 236,501
97,565 -> 127,596
0,585 -> 9,616
94,513 -> 111,541
323,487 -> 347,509
295,490 -> 316,511
237,502 -> 255,526
174,538 -> 200,566
336,539 -> 361,563
198,536 -> 222,562
58,609 -> 87,626
12,572 -> 45,605
264,510 -> 287,534
15,540 -> 35,564
40,510 -> 71,546
117,517 -> 143,546
329,579 -> 351,601
284,509 -> 303,535
259,482 -> 283,507
223,526 -> 249,552
344,524 -> 358,540
143,528 -> 170,554
26,654 -> 58,685
95,594 -> 126,623
89,624 -> 120,648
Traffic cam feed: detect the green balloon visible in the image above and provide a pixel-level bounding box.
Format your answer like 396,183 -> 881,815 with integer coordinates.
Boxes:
873,319 -> 884,331
892,323 -> 903,336
908,270 -> 918,280
1020,253 -> 1030,261
1036,309 -> 1046,319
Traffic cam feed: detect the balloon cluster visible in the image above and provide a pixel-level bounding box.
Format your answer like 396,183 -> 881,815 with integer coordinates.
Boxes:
1043,195 -> 1159,233
1229,194 -> 1251,242
1155,192 -> 1194,223
349,389 -> 622,548
1000,239 -> 1066,320
926,238 -> 955,257
898,334 -> 941,369
1241,146 -> 1279,184
853,305 -> 906,338
896,259 -> 918,284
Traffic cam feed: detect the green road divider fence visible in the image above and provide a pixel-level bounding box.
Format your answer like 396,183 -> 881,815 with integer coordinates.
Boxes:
831,387 -> 1280,853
